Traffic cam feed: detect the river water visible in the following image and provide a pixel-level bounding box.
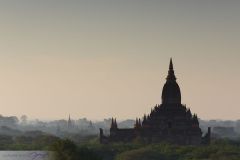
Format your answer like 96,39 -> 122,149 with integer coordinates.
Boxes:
0,151 -> 54,160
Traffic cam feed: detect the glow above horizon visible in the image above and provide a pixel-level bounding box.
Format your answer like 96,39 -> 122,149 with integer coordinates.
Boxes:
0,1 -> 239,120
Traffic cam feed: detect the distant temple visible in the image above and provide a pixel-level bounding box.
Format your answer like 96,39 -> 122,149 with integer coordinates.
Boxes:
100,59 -> 211,145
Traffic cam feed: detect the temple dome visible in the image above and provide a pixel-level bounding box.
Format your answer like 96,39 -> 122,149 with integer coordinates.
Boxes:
161,58 -> 181,104
162,80 -> 181,104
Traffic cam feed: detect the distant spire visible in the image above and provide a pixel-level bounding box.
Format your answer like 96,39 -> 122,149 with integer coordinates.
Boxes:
111,117 -> 114,128
166,58 -> 176,81
135,118 -> 142,129
136,118 -> 138,125
68,114 -> 72,128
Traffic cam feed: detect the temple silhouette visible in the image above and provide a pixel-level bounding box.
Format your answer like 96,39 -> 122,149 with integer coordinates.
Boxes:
100,59 -> 211,145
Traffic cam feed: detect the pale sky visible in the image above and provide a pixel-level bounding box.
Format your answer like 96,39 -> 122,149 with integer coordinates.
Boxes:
0,1 -> 239,120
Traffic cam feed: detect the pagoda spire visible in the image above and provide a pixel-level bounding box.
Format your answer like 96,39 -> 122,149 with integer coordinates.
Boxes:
68,114 -> 72,128
162,58 -> 181,104
110,117 -> 114,129
166,58 -> 176,81
169,58 -> 173,70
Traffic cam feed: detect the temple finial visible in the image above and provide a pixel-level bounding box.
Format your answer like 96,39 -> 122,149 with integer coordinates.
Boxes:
166,58 -> 176,81
169,58 -> 173,70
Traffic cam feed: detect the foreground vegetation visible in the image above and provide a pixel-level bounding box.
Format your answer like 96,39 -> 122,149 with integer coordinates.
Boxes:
51,137 -> 240,160
114,140 -> 240,160
0,133 -> 240,160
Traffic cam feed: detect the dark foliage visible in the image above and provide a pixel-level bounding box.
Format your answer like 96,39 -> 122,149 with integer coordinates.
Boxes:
50,139 -> 102,160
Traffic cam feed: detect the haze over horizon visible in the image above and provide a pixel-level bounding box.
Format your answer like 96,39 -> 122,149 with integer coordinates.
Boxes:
0,1 -> 239,120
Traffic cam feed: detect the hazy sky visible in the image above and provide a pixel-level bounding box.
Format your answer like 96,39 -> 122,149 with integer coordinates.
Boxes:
0,1 -> 239,120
